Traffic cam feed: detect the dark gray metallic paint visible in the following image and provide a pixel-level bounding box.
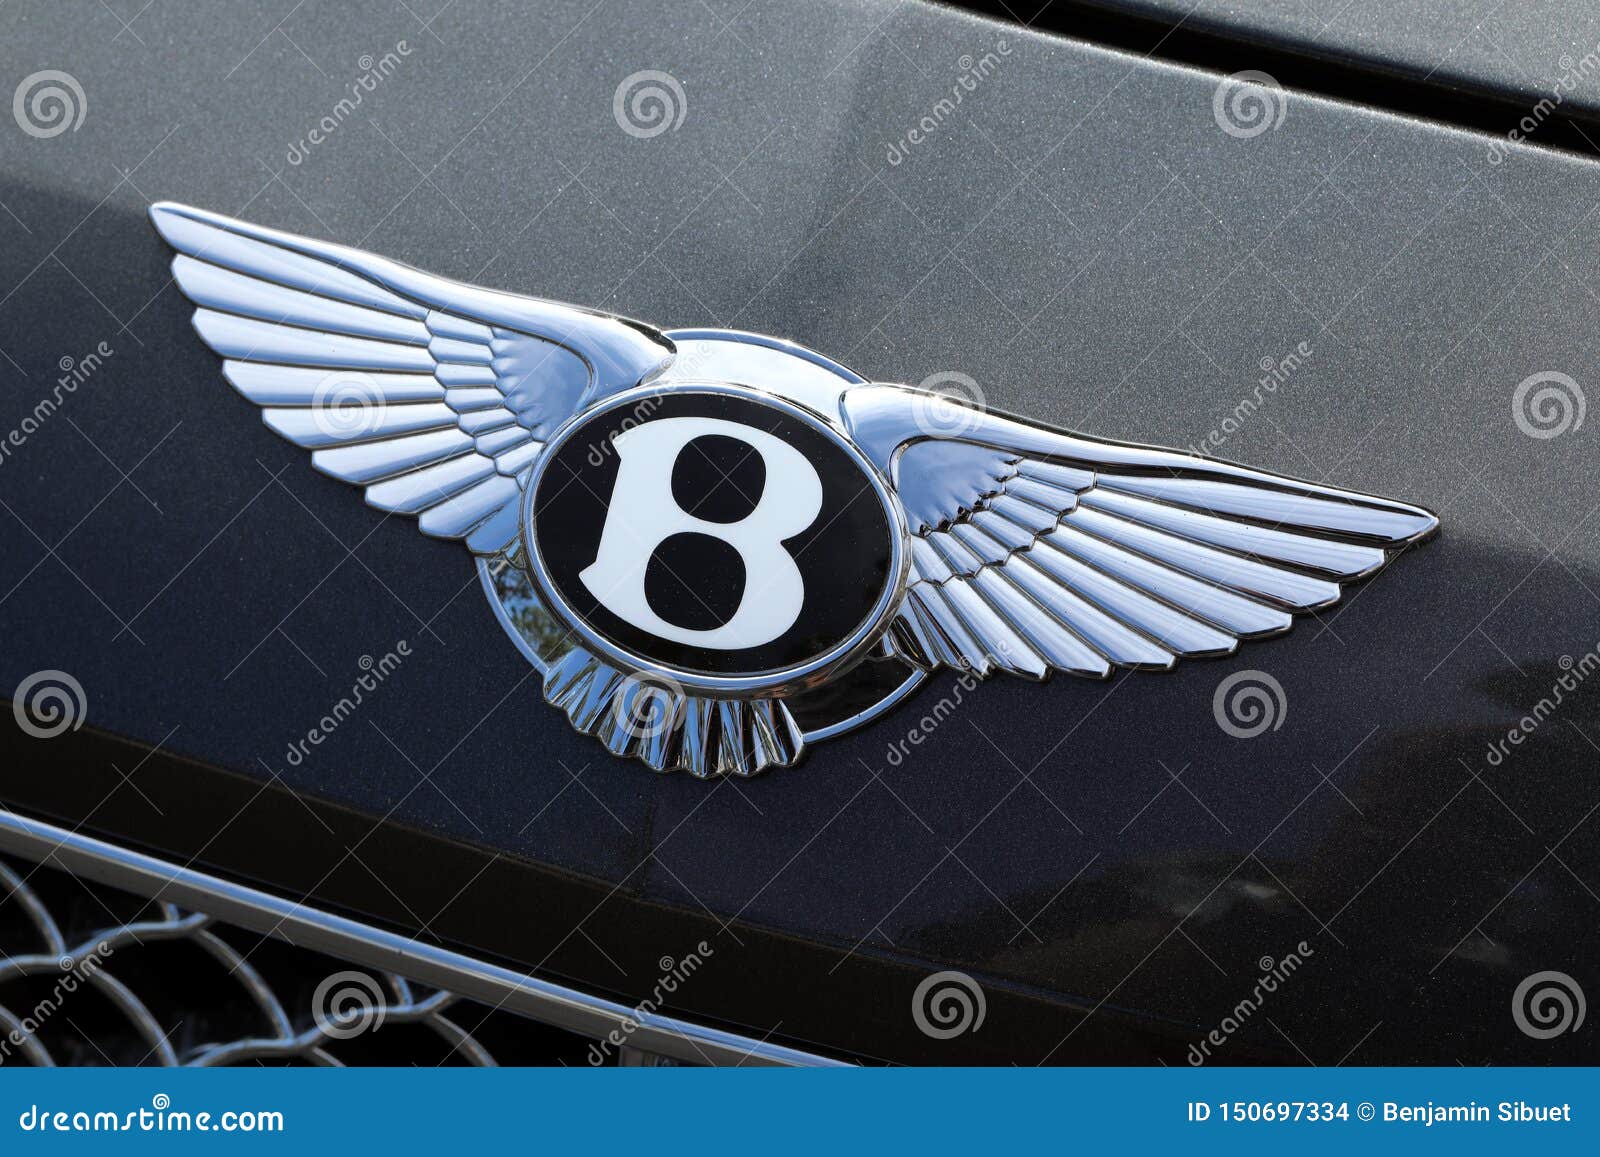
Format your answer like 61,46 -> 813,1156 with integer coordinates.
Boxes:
2,0 -> 1597,1062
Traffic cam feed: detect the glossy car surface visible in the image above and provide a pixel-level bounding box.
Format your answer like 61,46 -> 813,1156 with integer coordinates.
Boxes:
2,0 -> 1596,1063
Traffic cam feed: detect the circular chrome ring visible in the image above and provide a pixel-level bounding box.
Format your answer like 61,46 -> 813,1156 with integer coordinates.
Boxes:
520,379 -> 910,699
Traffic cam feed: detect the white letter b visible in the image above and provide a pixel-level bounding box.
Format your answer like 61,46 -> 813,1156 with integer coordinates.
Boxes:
579,417 -> 822,649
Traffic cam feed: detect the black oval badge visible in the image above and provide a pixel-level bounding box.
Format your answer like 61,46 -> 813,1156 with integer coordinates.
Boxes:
525,386 -> 903,694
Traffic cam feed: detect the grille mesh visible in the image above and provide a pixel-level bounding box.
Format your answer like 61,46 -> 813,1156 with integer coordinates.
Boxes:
0,853 -> 663,1067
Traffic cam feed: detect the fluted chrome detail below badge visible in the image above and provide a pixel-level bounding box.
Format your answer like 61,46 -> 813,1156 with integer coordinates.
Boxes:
151,203 -> 1439,778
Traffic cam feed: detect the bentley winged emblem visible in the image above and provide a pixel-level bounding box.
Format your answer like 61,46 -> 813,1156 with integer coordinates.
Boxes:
150,203 -> 1438,778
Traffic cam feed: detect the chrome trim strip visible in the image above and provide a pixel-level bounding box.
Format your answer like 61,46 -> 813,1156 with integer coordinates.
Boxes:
0,811 -> 846,1068
662,328 -> 867,383
802,666 -> 927,742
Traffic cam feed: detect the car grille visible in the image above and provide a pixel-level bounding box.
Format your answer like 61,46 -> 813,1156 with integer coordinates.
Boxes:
0,853 -> 674,1067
